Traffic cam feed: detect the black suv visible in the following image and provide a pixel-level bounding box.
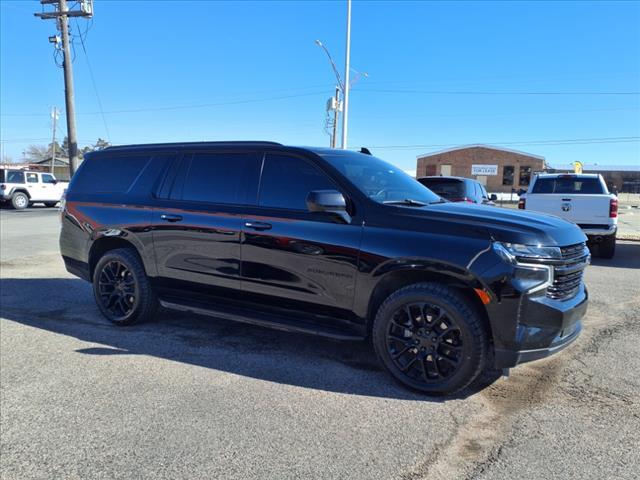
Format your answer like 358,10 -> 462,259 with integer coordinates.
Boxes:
60,142 -> 589,395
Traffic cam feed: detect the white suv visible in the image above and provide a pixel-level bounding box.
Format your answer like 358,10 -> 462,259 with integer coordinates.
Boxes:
0,168 -> 69,210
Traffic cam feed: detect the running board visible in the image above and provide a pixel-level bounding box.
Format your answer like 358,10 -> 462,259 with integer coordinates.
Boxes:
159,299 -> 364,341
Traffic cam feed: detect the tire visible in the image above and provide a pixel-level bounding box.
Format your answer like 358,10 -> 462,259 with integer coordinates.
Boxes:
11,192 -> 29,210
598,235 -> 616,259
92,247 -> 158,326
44,202 -> 58,208
372,282 -> 489,396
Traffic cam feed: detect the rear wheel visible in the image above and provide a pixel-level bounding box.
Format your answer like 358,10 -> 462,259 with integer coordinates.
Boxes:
598,234 -> 616,259
11,192 -> 29,210
92,248 -> 158,325
372,282 -> 488,395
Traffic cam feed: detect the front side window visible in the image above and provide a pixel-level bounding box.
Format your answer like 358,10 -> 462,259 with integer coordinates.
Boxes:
259,154 -> 336,210
26,173 -> 39,183
6,171 -> 25,183
519,166 -> 532,186
502,166 -> 514,186
181,152 -> 256,204
321,151 -> 441,205
42,174 -> 56,184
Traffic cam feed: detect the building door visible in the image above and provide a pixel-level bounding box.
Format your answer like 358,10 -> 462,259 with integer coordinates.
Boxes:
440,164 -> 452,176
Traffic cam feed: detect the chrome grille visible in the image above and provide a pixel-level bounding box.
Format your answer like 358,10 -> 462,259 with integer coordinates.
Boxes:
560,243 -> 588,261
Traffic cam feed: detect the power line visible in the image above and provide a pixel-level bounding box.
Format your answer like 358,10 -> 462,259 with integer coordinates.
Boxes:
370,136 -> 640,150
73,18 -> 110,141
355,89 -> 640,96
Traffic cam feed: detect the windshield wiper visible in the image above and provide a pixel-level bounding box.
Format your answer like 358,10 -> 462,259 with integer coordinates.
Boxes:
428,198 -> 448,204
383,198 -> 428,207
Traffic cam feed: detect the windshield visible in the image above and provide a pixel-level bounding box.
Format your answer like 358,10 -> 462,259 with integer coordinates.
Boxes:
320,151 -> 441,205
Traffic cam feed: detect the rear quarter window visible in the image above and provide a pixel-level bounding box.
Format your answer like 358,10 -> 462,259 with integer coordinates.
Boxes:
532,177 -> 604,194
5,171 -> 25,183
71,155 -> 152,194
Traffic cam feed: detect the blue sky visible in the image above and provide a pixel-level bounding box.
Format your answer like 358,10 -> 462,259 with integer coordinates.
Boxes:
1,0 -> 639,171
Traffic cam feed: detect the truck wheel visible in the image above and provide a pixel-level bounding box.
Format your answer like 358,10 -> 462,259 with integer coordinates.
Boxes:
11,192 -> 29,210
44,202 -> 58,208
372,282 -> 488,396
598,235 -> 616,259
92,248 -> 158,326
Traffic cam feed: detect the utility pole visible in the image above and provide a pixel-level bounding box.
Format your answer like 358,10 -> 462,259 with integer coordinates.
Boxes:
35,0 -> 93,177
341,0 -> 352,149
49,107 -> 59,174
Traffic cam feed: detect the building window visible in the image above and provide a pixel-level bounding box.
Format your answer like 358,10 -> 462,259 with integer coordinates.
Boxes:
502,166 -> 514,186
519,166 -> 532,186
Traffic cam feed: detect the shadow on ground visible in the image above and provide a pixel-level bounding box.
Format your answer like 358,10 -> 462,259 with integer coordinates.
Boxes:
590,241 -> 640,269
0,277 -> 500,400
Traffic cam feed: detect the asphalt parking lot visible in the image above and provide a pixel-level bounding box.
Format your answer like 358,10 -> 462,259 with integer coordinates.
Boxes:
1,208 -> 639,480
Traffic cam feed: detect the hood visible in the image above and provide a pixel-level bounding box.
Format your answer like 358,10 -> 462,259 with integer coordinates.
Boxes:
393,202 -> 587,247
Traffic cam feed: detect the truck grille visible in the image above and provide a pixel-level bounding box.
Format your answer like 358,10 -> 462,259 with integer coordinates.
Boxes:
548,242 -> 589,300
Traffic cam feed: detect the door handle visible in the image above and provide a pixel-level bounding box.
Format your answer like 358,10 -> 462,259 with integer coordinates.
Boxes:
160,214 -> 183,222
244,221 -> 272,231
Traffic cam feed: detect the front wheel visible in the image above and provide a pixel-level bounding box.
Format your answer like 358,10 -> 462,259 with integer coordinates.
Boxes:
372,282 -> 489,395
11,192 -> 29,210
92,248 -> 158,325
44,201 -> 58,208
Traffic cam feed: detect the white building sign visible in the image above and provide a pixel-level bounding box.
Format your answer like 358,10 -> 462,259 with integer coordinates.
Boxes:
471,164 -> 498,176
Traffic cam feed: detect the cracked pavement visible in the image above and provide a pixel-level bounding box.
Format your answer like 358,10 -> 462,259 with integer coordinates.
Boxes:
1,207 -> 639,479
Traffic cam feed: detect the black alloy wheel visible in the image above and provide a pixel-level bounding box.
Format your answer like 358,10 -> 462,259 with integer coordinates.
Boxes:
98,260 -> 137,321
92,248 -> 158,325
373,282 -> 488,395
386,302 -> 464,383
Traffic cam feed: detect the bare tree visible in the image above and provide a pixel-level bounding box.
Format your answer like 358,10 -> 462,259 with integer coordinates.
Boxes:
23,144 -> 49,162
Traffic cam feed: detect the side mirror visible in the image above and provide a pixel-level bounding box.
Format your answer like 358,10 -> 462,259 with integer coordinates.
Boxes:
306,190 -> 350,223
490,193 -> 498,201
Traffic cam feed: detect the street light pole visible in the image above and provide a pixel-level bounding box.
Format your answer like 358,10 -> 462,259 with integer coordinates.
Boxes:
331,85 -> 340,149
341,0 -> 352,149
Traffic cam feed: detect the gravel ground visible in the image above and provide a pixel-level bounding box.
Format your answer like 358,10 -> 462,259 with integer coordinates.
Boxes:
1,208 -> 639,480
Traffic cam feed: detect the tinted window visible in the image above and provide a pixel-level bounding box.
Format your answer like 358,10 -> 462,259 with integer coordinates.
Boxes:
42,174 -> 56,184
532,176 -> 604,194
6,171 -> 24,183
181,152 -> 255,204
502,166 -> 514,186
72,155 -> 151,194
26,173 -> 39,183
519,166 -> 532,186
418,178 -> 464,199
259,154 -> 336,210
322,151 -> 441,205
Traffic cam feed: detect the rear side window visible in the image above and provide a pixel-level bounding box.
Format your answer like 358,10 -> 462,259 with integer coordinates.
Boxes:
72,155 -> 151,194
26,173 -> 39,183
259,154 -> 336,210
6,171 -> 25,183
418,179 -> 464,199
180,152 -> 256,204
532,177 -> 604,194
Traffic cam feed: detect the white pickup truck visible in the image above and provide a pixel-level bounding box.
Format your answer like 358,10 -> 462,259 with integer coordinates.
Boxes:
519,173 -> 618,258
0,168 -> 69,210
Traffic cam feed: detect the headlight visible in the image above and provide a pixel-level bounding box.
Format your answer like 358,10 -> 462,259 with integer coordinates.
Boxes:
493,242 -> 555,293
493,242 -> 562,263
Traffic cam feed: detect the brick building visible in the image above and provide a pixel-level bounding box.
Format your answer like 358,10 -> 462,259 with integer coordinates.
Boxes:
416,145 -> 546,193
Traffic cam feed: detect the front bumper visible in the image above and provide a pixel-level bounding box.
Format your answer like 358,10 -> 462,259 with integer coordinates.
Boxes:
582,224 -> 617,237
492,286 -> 588,368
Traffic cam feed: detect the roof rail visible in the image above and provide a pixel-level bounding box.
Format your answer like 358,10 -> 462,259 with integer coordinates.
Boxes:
104,141 -> 283,151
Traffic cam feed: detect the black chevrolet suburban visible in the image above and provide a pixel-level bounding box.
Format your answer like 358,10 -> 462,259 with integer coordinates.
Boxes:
60,142 -> 589,395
